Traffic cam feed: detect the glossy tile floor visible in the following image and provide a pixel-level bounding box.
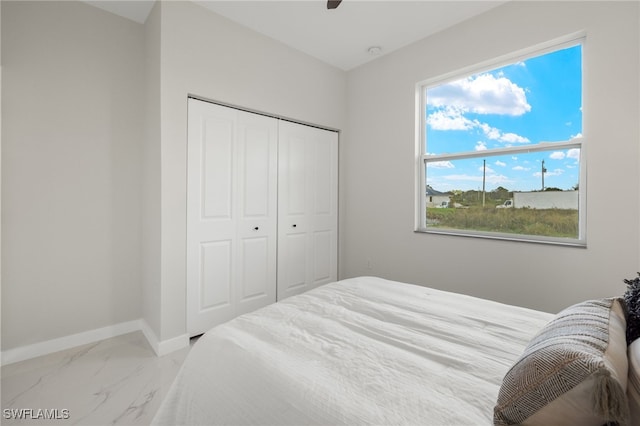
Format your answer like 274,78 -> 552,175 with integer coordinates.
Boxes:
1,332 -> 191,425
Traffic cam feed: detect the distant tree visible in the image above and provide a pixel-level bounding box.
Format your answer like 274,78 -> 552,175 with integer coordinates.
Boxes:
449,190 -> 464,206
544,187 -> 562,191
492,186 -> 512,201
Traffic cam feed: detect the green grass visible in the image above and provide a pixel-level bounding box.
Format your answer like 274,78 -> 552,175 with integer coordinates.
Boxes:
427,206 -> 578,238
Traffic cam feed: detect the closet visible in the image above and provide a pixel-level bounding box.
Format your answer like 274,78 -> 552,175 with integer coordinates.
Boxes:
186,98 -> 338,337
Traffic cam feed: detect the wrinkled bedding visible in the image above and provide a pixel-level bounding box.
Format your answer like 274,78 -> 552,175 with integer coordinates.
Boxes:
153,276 -> 552,425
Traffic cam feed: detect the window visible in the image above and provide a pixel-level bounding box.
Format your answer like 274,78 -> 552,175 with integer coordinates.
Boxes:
416,37 -> 585,246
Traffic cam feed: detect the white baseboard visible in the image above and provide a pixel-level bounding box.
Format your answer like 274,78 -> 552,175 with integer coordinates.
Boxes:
1,319 -> 190,366
138,319 -> 189,356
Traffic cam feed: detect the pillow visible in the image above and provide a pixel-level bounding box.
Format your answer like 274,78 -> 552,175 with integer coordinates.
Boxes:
494,298 -> 629,426
628,339 -> 640,423
623,273 -> 640,344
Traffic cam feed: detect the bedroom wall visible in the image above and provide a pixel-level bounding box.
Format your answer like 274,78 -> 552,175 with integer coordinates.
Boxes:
343,1 -> 640,313
0,0 -> 3,350
154,1 -> 348,342
6,0 -> 632,357
1,1 -> 145,351
0,0 -> 347,357
142,1 -> 162,347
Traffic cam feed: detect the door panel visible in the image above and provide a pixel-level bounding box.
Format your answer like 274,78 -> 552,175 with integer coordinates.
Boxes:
285,233 -> 308,291
285,139 -> 307,215
187,99 -> 277,336
234,110 -> 278,316
277,121 -> 338,301
242,126 -> 271,218
313,230 -> 332,283
239,236 -> 270,300
200,241 -> 233,310
202,117 -> 234,220
314,140 -> 333,215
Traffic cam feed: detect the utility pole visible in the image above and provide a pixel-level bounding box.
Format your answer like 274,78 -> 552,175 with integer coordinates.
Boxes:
541,160 -> 547,191
482,159 -> 486,207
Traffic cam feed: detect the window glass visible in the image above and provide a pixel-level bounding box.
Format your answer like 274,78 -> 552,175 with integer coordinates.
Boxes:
418,41 -> 584,245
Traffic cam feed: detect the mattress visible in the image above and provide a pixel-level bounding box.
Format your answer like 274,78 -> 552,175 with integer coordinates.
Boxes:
153,276 -> 553,425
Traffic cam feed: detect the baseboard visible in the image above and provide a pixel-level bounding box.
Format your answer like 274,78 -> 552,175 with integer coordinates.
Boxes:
1,320 -> 141,366
1,319 -> 190,366
138,319 -> 189,356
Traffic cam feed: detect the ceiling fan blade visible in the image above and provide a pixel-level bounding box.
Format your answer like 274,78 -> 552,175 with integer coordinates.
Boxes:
327,0 -> 342,10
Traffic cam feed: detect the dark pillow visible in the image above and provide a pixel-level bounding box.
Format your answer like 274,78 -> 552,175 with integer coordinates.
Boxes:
623,272 -> 640,345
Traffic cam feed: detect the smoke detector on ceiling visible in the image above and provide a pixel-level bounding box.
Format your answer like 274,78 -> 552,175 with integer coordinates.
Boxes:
367,46 -> 383,56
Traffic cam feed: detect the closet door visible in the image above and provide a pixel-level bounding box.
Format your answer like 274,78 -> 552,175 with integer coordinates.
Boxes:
187,99 -> 278,337
277,121 -> 338,300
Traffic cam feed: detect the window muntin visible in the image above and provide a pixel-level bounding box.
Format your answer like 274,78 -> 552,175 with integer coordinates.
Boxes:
417,39 -> 584,245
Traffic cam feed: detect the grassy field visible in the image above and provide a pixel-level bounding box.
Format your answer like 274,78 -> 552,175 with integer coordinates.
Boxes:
427,206 -> 578,238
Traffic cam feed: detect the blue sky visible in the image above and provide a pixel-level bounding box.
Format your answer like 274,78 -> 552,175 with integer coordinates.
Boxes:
425,44 -> 582,192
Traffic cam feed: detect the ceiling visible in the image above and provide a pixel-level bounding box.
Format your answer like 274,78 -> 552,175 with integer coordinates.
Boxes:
84,0 -> 506,71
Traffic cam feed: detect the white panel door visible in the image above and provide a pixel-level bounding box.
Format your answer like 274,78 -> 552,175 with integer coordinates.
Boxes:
277,121 -> 338,300
187,99 -> 277,336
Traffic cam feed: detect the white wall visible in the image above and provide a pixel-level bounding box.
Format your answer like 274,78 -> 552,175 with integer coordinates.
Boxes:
0,0 -> 3,352
142,0 -> 162,345
154,1 -> 347,342
343,1 -> 640,313
1,1 -> 145,351
3,0 -> 637,355
0,0 -> 347,355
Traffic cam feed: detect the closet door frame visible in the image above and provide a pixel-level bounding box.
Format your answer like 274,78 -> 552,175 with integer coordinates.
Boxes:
186,96 -> 339,335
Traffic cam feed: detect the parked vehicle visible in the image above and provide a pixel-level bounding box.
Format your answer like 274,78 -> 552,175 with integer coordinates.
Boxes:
496,199 -> 513,208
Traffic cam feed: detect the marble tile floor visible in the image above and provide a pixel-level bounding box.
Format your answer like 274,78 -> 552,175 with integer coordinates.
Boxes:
1,332 -> 192,426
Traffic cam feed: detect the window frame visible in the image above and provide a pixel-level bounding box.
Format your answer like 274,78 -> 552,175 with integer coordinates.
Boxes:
414,34 -> 587,247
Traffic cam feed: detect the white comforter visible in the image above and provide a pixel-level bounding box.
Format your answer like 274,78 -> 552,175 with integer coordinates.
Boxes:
153,276 -> 552,425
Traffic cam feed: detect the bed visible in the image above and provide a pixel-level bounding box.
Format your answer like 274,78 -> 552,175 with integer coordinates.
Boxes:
153,276 -> 634,426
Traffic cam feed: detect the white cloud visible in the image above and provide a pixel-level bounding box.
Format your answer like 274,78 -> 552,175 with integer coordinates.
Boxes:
426,107 -> 474,131
476,123 -> 529,144
428,112 -> 530,145
550,149 -> 580,161
428,73 -> 531,116
500,133 -> 530,143
443,174 -> 512,185
486,174 -> 512,185
475,141 -> 487,151
547,169 -> 565,177
567,148 -> 580,160
427,161 -> 455,169
512,166 -> 530,171
442,174 -> 482,182
480,165 -> 496,174
426,72 -> 532,148
534,168 -> 564,178
495,160 -> 507,167
476,121 -> 501,140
